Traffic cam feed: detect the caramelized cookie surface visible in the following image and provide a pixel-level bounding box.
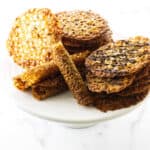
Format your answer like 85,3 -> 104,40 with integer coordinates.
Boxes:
85,36 -> 150,78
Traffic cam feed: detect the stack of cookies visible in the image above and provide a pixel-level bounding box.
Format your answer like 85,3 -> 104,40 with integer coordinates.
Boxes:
7,9 -> 112,69
6,8 -> 150,112
7,8 -> 112,99
85,36 -> 150,111
57,10 -> 112,53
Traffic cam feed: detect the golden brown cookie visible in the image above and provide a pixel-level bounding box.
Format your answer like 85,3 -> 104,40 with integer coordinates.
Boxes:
32,64 -> 86,100
64,45 -> 98,54
86,66 -> 149,94
56,10 -> 112,51
117,76 -> 150,96
64,32 -> 112,53
94,90 -> 149,112
7,8 -> 61,69
13,50 -> 90,90
32,68 -> 149,100
32,74 -> 68,100
134,65 -> 150,81
85,36 -> 150,78
86,71 -> 135,93
51,41 -> 94,105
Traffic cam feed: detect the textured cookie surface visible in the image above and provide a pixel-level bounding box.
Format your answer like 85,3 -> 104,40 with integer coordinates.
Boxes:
13,50 -> 90,90
52,41 -> 94,105
85,36 -> 150,78
57,10 -> 112,46
86,72 -> 135,93
94,90 -> 149,112
32,64 -> 86,100
7,8 -> 61,68
86,66 -> 149,94
64,31 -> 112,53
117,79 -> 149,96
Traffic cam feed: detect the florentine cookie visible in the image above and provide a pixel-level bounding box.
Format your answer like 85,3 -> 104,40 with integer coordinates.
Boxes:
13,50 -> 90,90
86,66 -> 149,94
32,74 -> 68,100
64,31 -> 112,53
64,45 -> 99,54
32,64 -> 86,100
85,37 -> 150,78
7,8 -> 61,68
56,10 -> 112,51
94,90 -> 149,112
134,65 -> 149,81
86,71 -> 135,93
117,76 -> 150,96
51,41 -> 94,105
31,66 -> 149,100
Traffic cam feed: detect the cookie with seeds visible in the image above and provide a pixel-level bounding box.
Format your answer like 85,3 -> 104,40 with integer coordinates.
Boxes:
64,45 -> 98,54
51,41 -> 94,105
85,36 -> 150,78
134,65 -> 150,81
86,72 -> 135,93
117,75 -> 150,96
32,74 -> 68,100
56,10 -> 112,52
32,66 -> 149,100
32,64 -> 86,100
117,65 -> 150,96
7,8 -> 61,69
13,50 -> 90,90
86,66 -> 149,94
64,32 -> 112,53
95,75 -> 149,97
94,90 -> 149,112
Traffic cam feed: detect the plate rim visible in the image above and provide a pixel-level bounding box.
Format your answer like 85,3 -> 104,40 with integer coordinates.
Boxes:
13,95 -> 147,124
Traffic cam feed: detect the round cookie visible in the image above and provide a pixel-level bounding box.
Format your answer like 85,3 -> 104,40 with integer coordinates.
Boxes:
56,10 -> 112,51
134,65 -> 150,81
64,45 -> 98,54
117,76 -> 150,96
94,90 -> 149,112
86,66 -> 149,94
7,8 -> 61,69
85,36 -> 150,78
64,31 -> 112,53
86,71 -> 135,93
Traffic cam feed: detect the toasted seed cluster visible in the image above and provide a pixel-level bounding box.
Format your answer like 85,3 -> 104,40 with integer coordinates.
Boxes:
57,10 -> 111,40
85,36 -> 150,78
7,8 -> 61,69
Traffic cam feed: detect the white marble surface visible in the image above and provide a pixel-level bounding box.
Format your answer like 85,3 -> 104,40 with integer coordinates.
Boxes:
0,0 -> 150,150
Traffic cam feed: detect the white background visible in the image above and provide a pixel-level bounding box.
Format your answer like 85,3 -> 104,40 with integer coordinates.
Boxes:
0,0 -> 150,150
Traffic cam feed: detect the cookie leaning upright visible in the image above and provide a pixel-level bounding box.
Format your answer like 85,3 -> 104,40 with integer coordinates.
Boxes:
7,8 -> 61,69
56,10 -> 112,52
